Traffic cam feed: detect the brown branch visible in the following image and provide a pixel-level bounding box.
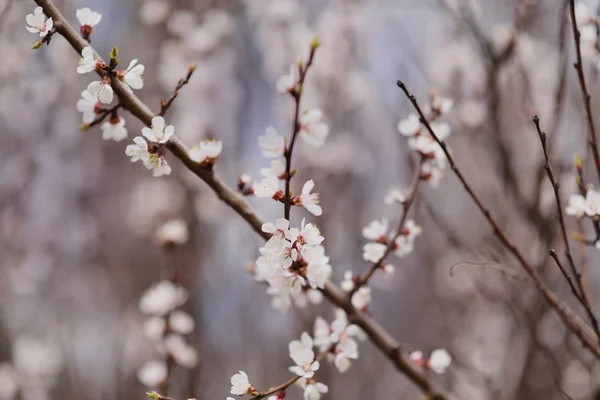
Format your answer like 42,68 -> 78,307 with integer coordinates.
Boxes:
32,1 -> 450,398
396,80 -> 600,359
351,156 -> 425,295
569,0 -> 600,180
533,115 -> 600,341
159,63 -> 196,116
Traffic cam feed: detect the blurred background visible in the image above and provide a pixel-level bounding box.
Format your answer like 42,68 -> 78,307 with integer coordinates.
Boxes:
2,0 -> 600,399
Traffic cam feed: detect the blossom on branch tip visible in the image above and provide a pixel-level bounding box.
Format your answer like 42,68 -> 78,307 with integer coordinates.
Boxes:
26,7 -> 53,37
188,139 -> 223,166
258,127 -> 286,159
101,115 -> 127,141
362,242 -> 386,263
78,47 -> 101,74
230,371 -> 253,395
294,180 -> 322,216
276,64 -> 299,94
142,116 -> 175,144
87,76 -> 114,104
299,109 -> 329,147
351,287 -> 371,310
76,8 -> 102,38
76,90 -> 101,123
117,59 -> 145,91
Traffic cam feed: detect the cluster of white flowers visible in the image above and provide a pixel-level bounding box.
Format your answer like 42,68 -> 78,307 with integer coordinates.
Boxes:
566,187 -> 600,218
574,2 -> 600,68
410,349 -> 452,374
252,218 -> 329,312
361,216 -> 422,264
125,116 -> 174,177
397,92 -> 453,187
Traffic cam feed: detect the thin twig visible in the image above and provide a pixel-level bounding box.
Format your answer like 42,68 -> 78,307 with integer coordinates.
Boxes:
532,115 -> 600,341
396,80 -> 600,359
569,0 -> 600,180
33,2 -> 450,398
159,63 -> 197,116
351,156 -> 425,295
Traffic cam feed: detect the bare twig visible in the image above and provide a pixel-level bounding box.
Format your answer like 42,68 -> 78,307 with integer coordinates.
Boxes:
397,80 -> 600,359
33,1 -> 450,398
569,0 -> 600,180
533,115 -> 600,341
159,63 -> 197,116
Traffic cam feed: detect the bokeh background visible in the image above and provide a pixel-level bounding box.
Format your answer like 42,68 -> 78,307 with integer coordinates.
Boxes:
2,0 -> 600,399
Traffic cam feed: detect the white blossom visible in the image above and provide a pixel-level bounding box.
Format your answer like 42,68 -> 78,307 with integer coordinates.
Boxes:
78,47 -> 98,74
144,154 -> 172,177
143,316 -> 166,341
276,64 -> 299,93
121,59 -> 145,90
258,127 -> 286,158
362,218 -> 388,241
154,219 -> 189,246
260,159 -> 286,180
262,218 -> 293,253
351,287 -> 372,310
384,188 -> 406,205
585,189 -> 600,216
87,77 -> 113,104
254,176 -> 283,199
230,371 -> 252,395
142,116 -> 175,144
101,116 -> 127,141
125,136 -> 151,163
139,280 -> 188,316
340,270 -> 355,292
26,7 -> 53,37
362,242 -> 386,263
297,180 -> 322,216
397,113 -> 421,137
303,382 -> 328,400
299,109 -> 329,147
289,333 -> 319,379
164,335 -> 198,368
429,349 -> 451,374
168,311 -> 195,334
76,8 -> 102,27
76,90 -> 99,123
137,360 -> 167,387
565,193 -> 586,218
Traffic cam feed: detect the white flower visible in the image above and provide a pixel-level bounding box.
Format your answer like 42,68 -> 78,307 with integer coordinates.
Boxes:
144,154 -> 172,177
77,90 -> 99,123
585,189 -> 600,216
303,382 -> 328,400
101,116 -> 127,141
254,176 -> 283,199
77,46 -> 97,74
410,350 -> 424,363
384,188 -> 406,204
139,280 -> 188,316
340,270 -> 355,292
87,77 -> 113,104
431,95 -> 454,115
276,64 -> 299,93
306,261 -> 332,289
403,220 -> 423,240
262,218 -> 292,253
421,162 -> 444,187
565,193 -> 586,218
313,316 -> 331,350
297,180 -> 322,216
143,316 -> 166,341
169,311 -> 195,334
26,7 -> 53,37
289,340 -> 319,378
260,159 -> 286,179
397,113 -> 421,136
154,219 -> 189,246
299,109 -> 329,147
429,122 -> 451,141
362,242 -> 386,263
76,8 -> 102,27
188,140 -> 223,165
230,371 -> 252,395
362,218 -> 388,241
126,136 -> 151,163
351,287 -> 371,310
121,59 -> 145,90
142,116 -> 175,144
429,349 -> 451,374
164,335 -> 198,368
137,360 -> 167,387
258,127 -> 286,158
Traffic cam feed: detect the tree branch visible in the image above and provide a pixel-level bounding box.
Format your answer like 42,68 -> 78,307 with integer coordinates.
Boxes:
397,80 -> 600,359
32,1 -> 450,398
